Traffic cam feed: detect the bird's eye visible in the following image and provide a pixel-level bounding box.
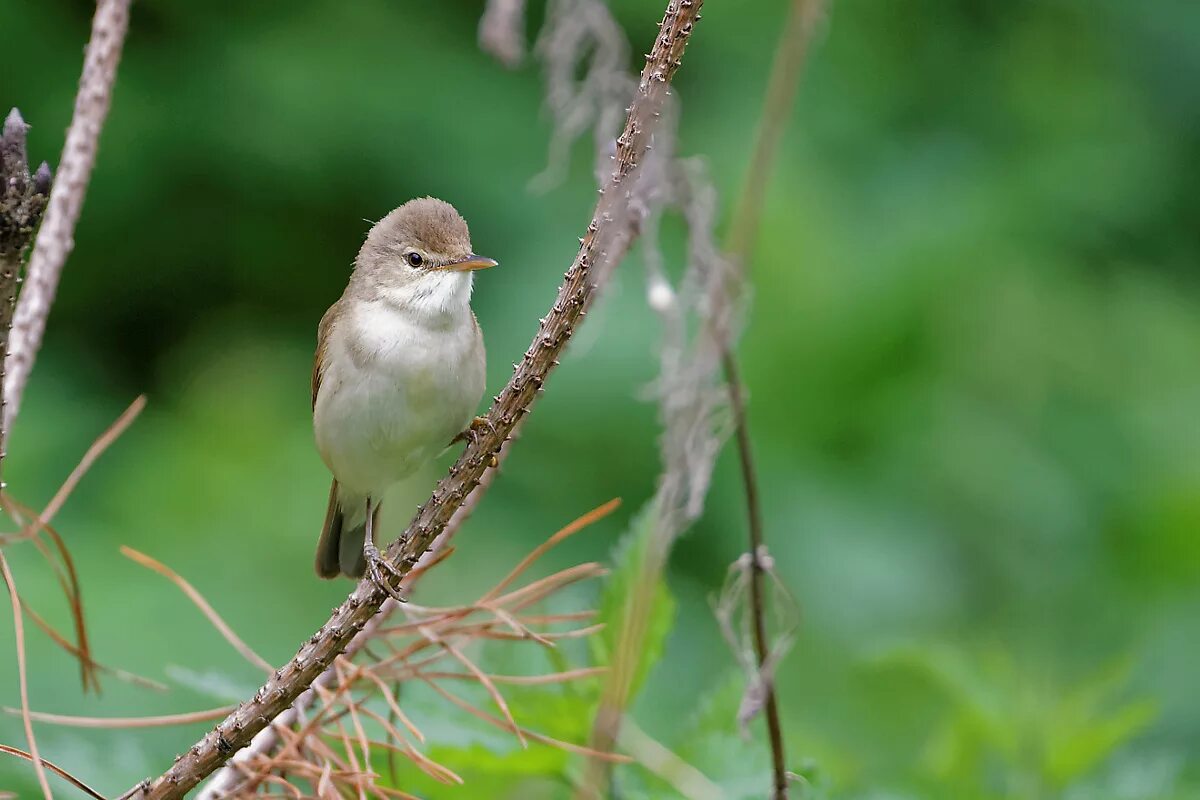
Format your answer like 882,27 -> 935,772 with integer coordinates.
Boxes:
406,252 -> 424,268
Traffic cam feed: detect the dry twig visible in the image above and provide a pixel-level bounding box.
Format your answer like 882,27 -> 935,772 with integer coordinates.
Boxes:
120,546 -> 275,675
4,0 -> 132,432
0,395 -> 148,695
0,551 -> 52,799
0,744 -> 106,800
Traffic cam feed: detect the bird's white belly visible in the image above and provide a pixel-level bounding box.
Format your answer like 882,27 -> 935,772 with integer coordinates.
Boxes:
313,302 -> 483,496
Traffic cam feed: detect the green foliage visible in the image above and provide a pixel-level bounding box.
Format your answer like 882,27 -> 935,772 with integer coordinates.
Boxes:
1,0 -> 1198,796
872,644 -> 1159,798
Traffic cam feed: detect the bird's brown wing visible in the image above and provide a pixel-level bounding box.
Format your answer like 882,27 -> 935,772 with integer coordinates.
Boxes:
312,299 -> 341,410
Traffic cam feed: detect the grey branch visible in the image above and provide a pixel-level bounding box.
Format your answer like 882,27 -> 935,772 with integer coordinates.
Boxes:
131,2 -> 707,797
3,0 -> 132,435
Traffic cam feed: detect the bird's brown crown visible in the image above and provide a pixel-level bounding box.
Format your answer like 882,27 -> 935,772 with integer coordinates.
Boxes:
366,196 -> 472,260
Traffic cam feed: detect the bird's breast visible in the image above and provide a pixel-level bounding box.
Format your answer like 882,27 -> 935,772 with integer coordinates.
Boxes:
313,302 -> 485,494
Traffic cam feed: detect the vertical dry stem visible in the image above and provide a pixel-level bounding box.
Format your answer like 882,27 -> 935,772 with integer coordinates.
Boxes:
3,0 -> 132,434
721,2 -> 826,797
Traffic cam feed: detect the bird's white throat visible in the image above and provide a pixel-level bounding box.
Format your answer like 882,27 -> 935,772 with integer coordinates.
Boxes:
378,270 -> 474,324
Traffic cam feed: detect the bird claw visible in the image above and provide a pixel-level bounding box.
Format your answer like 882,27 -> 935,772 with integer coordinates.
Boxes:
362,540 -> 408,603
451,415 -> 495,447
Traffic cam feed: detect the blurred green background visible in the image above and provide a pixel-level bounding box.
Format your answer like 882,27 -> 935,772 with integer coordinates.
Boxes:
2,0 -> 1198,797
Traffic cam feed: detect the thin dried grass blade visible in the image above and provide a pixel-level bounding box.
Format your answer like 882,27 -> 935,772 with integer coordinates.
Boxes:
370,785 -> 425,800
120,545 -> 273,673
422,679 -> 632,763
2,705 -> 234,728
441,639 -> 527,747
40,395 -> 146,524
422,665 -> 607,685
0,744 -> 106,800
0,552 -> 53,800
335,663 -> 374,786
316,761 -> 335,798
472,621 -> 606,642
359,668 -> 425,743
354,722 -> 462,786
484,603 -> 554,646
496,562 -> 607,610
5,497 -> 97,693
482,498 -> 620,602
20,599 -> 167,691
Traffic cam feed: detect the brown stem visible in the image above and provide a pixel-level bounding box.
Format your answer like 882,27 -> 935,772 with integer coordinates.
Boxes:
723,351 -> 788,798
3,0 -> 132,436
132,2 -> 706,796
722,2 -> 826,797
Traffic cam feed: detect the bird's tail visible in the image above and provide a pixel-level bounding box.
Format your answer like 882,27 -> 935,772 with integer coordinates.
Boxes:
315,481 -> 372,579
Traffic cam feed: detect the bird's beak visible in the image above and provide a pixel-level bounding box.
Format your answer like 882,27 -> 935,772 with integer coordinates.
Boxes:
438,254 -> 499,272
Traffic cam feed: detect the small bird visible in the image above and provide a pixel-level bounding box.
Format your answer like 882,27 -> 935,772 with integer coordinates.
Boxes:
312,197 -> 496,595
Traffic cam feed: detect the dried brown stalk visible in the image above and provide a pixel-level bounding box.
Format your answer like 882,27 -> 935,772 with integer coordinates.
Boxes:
0,551 -> 52,799
120,546 -> 274,674
4,706 -> 236,729
718,2 -> 826,797
40,395 -> 145,524
0,395 -> 148,696
19,600 -> 166,691
128,2 -> 704,796
0,744 -> 106,800
4,0 -> 132,433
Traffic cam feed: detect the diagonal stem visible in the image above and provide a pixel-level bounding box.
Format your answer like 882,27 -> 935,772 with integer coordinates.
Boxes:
4,0 -> 132,435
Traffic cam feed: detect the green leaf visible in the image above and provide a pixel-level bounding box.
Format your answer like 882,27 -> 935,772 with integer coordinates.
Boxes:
1045,699 -> 1158,784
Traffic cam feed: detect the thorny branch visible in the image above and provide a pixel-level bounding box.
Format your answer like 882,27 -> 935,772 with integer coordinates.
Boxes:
132,2 -> 707,796
4,0 -> 132,435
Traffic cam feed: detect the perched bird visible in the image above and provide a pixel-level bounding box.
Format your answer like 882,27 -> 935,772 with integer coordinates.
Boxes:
312,197 -> 496,594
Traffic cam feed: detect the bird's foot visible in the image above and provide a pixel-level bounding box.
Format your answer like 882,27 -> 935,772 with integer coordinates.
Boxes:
451,415 -> 496,447
362,540 -> 408,603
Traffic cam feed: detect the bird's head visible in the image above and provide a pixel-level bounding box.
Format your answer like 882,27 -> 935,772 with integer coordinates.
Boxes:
354,197 -> 497,315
